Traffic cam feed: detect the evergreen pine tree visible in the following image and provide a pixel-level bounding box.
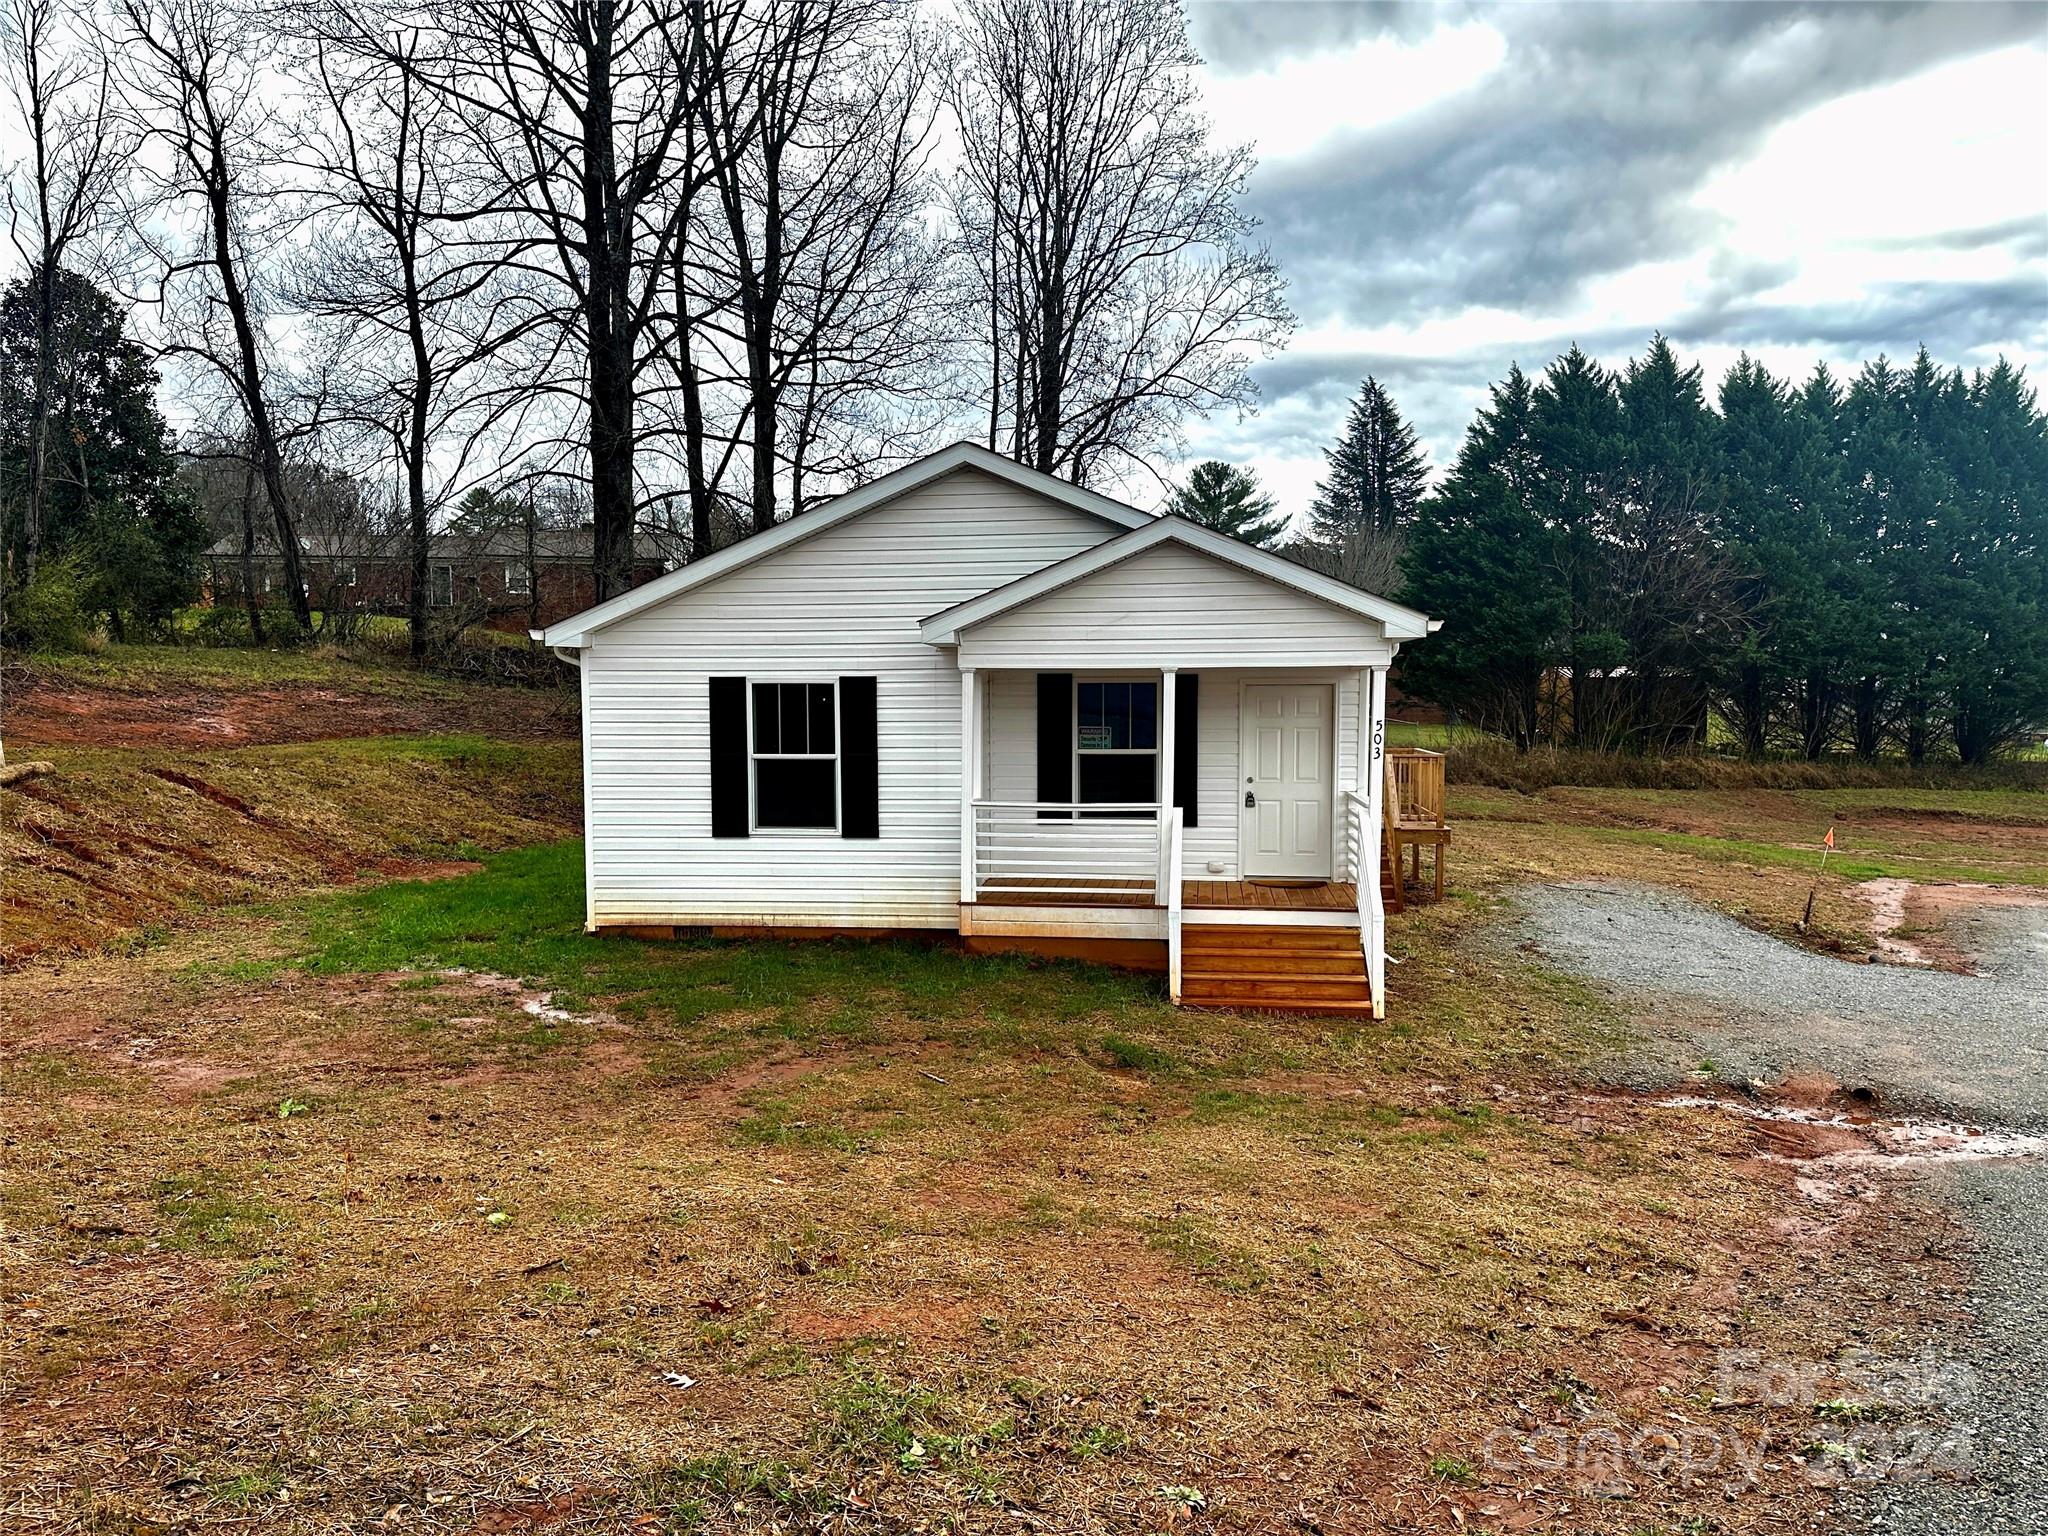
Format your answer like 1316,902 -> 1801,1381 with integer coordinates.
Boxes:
1611,335 -> 1734,749
1309,377 -> 1429,540
1397,366 -> 1566,750
1166,460 -> 1288,546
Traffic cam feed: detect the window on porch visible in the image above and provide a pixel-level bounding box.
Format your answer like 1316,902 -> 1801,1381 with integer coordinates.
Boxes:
1076,679 -> 1157,814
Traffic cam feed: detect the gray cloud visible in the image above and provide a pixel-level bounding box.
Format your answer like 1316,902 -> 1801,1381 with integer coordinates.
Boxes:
1180,1 -> 2048,488
1217,1 -> 2044,325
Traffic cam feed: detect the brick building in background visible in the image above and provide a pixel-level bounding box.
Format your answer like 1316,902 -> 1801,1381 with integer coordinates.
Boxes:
202,526 -> 677,637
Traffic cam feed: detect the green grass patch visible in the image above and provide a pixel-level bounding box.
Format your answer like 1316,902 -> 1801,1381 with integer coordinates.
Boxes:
1563,822 -> 2048,887
25,639 -> 456,697
286,840 -> 1171,1069
153,1171 -> 281,1253
736,1097 -> 861,1153
1100,1032 -> 1181,1075
1144,1213 -> 1270,1294
817,1370 -> 1015,1492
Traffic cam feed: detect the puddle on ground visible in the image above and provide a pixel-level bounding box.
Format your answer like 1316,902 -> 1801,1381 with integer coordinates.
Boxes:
437,968 -> 612,1028
1652,1094 -> 2048,1167
1652,1092 -> 2046,1234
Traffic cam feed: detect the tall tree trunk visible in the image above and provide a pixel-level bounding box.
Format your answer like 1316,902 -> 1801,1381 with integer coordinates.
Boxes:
1852,676 -> 1880,761
237,456 -> 265,644
588,335 -> 636,599
746,140 -> 784,534
673,218 -> 712,559
23,261 -> 58,580
403,272 -> 432,661
207,181 -> 310,629
1798,672 -> 1832,761
581,20 -> 636,602
1738,663 -> 1767,759
747,331 -> 776,532
1031,271 -> 1063,473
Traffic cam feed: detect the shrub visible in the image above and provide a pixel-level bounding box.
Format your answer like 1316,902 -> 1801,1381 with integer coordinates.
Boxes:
191,603 -> 256,647
0,556 -> 93,652
191,602 -> 312,649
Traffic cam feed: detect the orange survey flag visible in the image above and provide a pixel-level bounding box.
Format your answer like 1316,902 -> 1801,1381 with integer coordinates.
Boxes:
1824,826 -> 1836,850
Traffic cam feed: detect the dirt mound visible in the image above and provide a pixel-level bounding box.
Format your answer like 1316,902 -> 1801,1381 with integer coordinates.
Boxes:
6,674 -> 577,749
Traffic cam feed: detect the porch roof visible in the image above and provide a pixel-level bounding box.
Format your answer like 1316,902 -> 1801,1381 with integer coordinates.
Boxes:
918,516 -> 1436,648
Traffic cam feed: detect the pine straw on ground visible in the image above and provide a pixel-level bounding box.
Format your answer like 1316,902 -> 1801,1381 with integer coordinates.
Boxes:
1,890 -> 1954,1536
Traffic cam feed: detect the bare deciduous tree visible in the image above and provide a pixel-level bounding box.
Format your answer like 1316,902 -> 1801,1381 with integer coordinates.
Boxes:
689,0 -> 941,532
118,0 -> 314,627
946,0 -> 1290,488
368,0 -> 729,601
291,31 -> 518,657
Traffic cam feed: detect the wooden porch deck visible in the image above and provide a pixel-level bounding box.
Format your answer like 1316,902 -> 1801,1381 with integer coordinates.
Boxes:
974,879 -> 1360,911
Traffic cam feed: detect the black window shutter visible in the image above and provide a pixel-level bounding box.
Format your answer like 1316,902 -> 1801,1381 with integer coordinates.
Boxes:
839,676 -> 879,838
1035,672 -> 1072,818
1174,672 -> 1199,827
709,676 -> 749,837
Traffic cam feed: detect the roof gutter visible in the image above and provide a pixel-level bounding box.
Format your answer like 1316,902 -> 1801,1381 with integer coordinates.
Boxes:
538,634 -> 584,666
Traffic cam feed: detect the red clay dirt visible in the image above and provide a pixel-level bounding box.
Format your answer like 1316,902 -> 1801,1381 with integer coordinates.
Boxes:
5,675 -> 576,749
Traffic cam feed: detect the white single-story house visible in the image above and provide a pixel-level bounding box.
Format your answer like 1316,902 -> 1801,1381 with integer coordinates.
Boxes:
539,442 -> 1437,1016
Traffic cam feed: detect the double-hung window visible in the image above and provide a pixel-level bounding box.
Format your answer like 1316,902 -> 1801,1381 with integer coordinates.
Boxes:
430,564 -> 454,607
504,562 -> 530,597
751,681 -> 839,830
1076,678 -> 1157,813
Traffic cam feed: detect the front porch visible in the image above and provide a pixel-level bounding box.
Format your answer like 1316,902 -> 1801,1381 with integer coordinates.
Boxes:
953,665 -> 1398,1015
918,515 -> 1441,1016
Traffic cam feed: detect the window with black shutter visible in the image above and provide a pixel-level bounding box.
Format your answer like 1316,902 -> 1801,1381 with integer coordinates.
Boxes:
750,681 -> 839,830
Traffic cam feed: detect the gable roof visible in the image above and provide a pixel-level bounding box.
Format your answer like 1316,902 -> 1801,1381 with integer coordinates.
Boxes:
918,514 -> 1436,643
538,442 -> 1152,648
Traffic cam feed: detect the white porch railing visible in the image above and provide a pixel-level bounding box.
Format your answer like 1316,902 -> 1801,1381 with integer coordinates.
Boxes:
1163,807 -> 1185,1001
968,801 -> 1164,901
1344,787 -> 1387,1019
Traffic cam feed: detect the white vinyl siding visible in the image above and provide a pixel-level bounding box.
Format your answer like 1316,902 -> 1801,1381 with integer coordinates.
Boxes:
956,543 -> 1397,671
579,467 -> 1117,928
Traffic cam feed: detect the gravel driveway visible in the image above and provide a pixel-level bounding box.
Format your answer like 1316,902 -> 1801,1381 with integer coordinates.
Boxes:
1512,882 -> 2048,1128
1510,881 -> 2048,1534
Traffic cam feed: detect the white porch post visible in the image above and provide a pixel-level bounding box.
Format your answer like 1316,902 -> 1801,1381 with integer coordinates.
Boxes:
959,667 -> 981,902
1157,667 -> 1177,900
1352,669 -> 1369,875
1157,668 -> 1177,817
1362,666 -> 1389,1019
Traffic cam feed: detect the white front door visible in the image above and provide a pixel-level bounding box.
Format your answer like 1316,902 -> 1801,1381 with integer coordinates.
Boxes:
1239,683 -> 1333,879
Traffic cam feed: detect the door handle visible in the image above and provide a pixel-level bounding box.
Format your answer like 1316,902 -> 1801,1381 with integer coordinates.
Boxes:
1244,791 -> 1257,808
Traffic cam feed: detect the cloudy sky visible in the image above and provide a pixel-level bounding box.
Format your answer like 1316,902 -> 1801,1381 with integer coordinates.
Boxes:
1173,0 -> 2048,524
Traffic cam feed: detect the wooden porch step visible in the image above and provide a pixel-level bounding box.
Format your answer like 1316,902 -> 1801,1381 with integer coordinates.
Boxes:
1182,924 -> 1361,950
1178,913 -> 1373,1014
1181,974 -> 1371,1003
1180,948 -> 1366,975
1180,988 -> 1375,1015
